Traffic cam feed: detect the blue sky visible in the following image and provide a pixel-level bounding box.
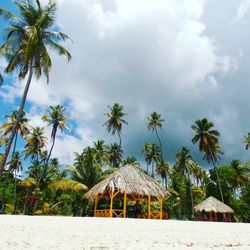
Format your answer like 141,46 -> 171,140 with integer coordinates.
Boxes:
1,0 -> 250,170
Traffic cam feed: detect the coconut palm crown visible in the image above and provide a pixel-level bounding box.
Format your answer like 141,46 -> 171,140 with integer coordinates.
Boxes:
103,103 -> 128,148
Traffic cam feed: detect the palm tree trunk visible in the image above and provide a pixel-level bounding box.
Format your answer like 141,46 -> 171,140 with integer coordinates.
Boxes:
212,160 -> 224,203
155,129 -> 164,162
152,162 -> 155,178
13,170 -> 17,214
118,131 -> 122,149
188,173 -> 194,220
0,61 -> 33,176
209,147 -> 224,203
45,137 -> 56,168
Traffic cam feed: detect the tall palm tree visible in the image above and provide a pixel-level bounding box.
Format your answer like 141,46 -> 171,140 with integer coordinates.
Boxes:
103,103 -> 128,149
1,111 -> 30,160
147,112 -> 165,162
0,0 -> 71,175
174,147 -> 196,220
24,127 -> 47,163
243,133 -> 250,150
42,105 -> 70,166
191,118 -> 224,202
107,143 -> 123,168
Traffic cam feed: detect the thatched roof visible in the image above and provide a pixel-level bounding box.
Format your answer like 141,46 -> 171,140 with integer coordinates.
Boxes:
85,165 -> 170,200
194,196 -> 234,213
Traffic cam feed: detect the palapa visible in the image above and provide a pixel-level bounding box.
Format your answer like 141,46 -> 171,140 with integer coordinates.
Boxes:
194,196 -> 234,214
84,164 -> 170,200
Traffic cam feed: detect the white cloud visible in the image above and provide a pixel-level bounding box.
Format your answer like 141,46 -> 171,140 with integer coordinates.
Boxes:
1,0 -> 245,165
235,0 -> 250,21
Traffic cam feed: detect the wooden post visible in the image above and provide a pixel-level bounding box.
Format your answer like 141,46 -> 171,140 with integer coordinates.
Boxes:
215,212 -> 218,222
109,192 -> 113,217
148,195 -> 151,219
210,211 -> 212,221
94,195 -> 98,217
123,192 -> 127,218
159,198 -> 163,219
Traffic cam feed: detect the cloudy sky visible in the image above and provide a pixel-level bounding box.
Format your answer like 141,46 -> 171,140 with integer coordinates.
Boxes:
0,0 -> 250,168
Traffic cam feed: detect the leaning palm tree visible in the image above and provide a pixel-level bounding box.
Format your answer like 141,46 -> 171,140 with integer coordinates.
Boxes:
103,103 -> 128,149
243,133 -> 250,150
174,147 -> 196,220
147,112 -> 165,162
191,118 -> 224,203
42,105 -> 70,166
0,0 -> 71,175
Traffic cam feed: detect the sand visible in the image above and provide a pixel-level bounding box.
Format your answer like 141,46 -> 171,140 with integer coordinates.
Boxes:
0,215 -> 250,250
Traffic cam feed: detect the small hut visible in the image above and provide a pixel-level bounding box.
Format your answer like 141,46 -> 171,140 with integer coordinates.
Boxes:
194,196 -> 234,222
84,165 -> 170,219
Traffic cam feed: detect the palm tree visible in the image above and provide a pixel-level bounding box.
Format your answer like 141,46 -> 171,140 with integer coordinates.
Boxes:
71,147 -> 102,188
147,143 -> 161,178
191,118 -> 224,202
42,105 -> 70,166
156,161 -> 171,188
93,140 -> 108,165
192,164 -> 206,187
122,156 -> 140,167
243,133 -> 250,150
0,0 -> 71,175
107,143 -> 123,168
147,112 -> 165,162
141,142 -> 151,174
24,127 -> 47,163
1,111 -> 30,160
103,103 -> 128,149
0,72 -> 3,86
174,147 -> 196,220
7,152 -> 23,213
229,160 -> 250,192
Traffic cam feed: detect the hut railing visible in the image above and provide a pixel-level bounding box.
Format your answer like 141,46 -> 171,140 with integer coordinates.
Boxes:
95,209 -> 124,218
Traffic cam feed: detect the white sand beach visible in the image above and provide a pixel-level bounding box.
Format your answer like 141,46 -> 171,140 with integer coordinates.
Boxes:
0,215 -> 250,250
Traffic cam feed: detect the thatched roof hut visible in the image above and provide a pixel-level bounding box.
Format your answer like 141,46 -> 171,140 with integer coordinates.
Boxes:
85,165 -> 170,219
85,165 -> 170,200
194,196 -> 234,214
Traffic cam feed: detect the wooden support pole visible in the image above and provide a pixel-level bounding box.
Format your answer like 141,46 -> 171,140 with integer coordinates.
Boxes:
109,192 -> 113,217
94,195 -> 98,217
148,195 -> 151,219
215,212 -> 218,222
210,211 -> 212,221
123,192 -> 127,218
159,198 -> 163,220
